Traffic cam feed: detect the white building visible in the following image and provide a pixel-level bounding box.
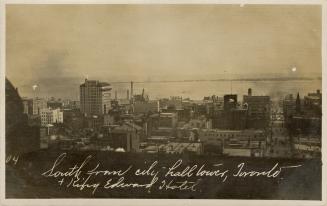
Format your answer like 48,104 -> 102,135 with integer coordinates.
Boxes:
32,97 -> 47,115
40,108 -> 63,126
80,79 -> 112,116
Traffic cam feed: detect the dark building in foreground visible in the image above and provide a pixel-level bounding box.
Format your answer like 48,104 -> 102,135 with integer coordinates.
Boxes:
5,78 -> 40,155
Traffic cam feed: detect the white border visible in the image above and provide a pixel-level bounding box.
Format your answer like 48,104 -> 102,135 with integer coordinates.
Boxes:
0,0 -> 326,4
0,1 -> 326,206
0,0 -> 6,204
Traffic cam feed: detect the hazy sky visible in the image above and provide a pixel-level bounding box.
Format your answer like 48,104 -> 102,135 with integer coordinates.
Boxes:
6,4 -> 322,88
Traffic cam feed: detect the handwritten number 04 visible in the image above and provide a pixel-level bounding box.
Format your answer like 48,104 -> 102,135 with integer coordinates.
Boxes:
6,155 -> 19,165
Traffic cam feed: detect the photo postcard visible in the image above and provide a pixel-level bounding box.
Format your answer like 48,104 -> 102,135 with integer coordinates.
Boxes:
0,1 -> 326,205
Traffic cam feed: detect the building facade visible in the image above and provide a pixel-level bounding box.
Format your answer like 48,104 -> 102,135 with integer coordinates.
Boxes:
210,94 -> 247,130
199,129 -> 266,156
80,79 -> 112,116
243,88 -> 271,129
133,100 -> 159,114
22,97 -> 33,115
40,108 -> 63,126
158,112 -> 178,128
32,97 -> 47,115
99,122 -> 142,152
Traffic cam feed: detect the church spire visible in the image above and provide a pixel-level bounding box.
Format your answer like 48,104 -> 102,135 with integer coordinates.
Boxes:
296,92 -> 301,113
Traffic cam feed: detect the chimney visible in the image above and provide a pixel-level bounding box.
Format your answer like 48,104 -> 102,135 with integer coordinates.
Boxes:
317,89 -> 320,94
115,91 -> 117,100
248,88 -> 252,96
130,81 -> 134,99
127,89 -> 130,100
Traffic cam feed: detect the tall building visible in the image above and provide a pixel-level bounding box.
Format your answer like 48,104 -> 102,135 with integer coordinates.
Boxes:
32,97 -> 47,115
243,88 -> 271,129
22,97 -> 33,115
223,94 -> 237,111
283,94 -> 296,121
211,94 -> 247,130
80,79 -> 112,116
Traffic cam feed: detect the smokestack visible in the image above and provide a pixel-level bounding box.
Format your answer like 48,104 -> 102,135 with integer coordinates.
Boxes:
248,88 -> 252,96
131,81 -> 134,100
317,89 -> 320,94
142,88 -> 144,99
115,91 -> 117,100
130,81 -> 135,113
127,89 -> 130,100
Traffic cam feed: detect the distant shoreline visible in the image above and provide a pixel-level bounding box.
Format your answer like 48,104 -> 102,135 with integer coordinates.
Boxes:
110,77 -> 322,84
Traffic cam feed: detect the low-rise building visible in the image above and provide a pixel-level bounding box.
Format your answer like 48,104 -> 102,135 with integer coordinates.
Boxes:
98,122 -> 142,152
103,114 -> 115,126
304,90 -> 322,107
199,129 -> 266,156
158,112 -> 178,128
292,136 -> 321,158
160,96 -> 183,110
134,100 -> 159,114
47,98 -> 63,109
158,142 -> 203,155
63,108 -> 83,131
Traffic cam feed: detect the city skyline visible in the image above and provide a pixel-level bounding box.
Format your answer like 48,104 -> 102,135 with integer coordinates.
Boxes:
13,77 -> 322,101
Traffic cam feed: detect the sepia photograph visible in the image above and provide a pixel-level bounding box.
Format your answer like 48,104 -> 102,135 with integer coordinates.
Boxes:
1,1 -> 326,205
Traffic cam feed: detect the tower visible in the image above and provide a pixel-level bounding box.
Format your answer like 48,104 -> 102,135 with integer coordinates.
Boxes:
80,79 -> 112,116
130,81 -> 134,100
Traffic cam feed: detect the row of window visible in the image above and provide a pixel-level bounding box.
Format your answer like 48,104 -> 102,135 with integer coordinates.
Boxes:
203,133 -> 264,138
